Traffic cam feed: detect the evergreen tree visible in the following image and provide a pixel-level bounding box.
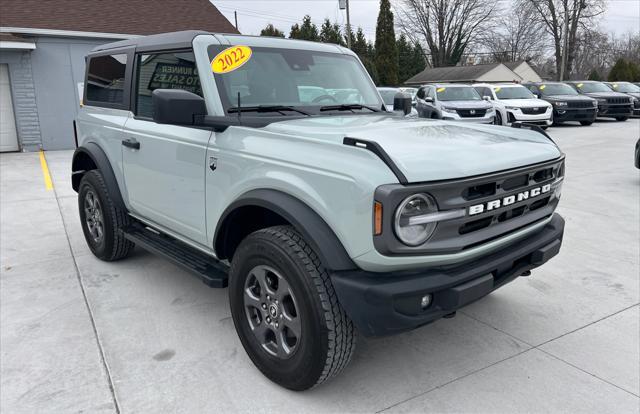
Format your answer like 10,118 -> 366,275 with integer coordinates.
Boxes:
628,61 -> 640,82
374,0 -> 399,86
290,15 -> 319,41
344,26 -> 356,49
608,58 -> 632,81
320,19 -> 344,45
352,28 -> 368,57
587,68 -> 602,81
396,35 -> 413,83
410,42 -> 426,78
260,24 -> 285,38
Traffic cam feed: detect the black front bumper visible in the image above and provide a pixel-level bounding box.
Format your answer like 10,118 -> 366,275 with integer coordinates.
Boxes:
553,108 -> 597,122
331,214 -> 565,337
597,105 -> 632,118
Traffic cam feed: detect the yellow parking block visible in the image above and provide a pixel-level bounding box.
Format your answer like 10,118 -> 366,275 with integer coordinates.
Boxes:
39,150 -> 53,190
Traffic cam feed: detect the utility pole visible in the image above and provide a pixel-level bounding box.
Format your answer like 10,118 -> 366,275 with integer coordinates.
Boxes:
339,0 -> 351,49
234,11 -> 238,31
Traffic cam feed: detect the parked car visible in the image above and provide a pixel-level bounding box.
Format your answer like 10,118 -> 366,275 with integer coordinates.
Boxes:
399,87 -> 418,104
604,81 -> 640,117
473,83 -> 552,128
523,82 -> 598,126
415,84 -> 495,123
377,87 -> 418,116
565,80 -> 633,121
73,31 -> 565,391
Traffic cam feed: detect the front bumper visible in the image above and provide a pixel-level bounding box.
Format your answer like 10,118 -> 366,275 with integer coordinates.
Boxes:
553,108 -> 597,123
331,214 -> 564,337
508,109 -> 552,126
597,104 -> 632,118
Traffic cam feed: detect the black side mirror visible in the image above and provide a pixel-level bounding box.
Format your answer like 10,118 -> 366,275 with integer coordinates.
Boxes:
152,89 -> 207,125
393,92 -> 412,115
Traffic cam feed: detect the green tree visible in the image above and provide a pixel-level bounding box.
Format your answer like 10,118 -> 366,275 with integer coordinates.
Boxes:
587,68 -> 602,81
629,61 -> 640,82
260,24 -> 285,38
289,15 -> 319,41
608,58 -> 632,81
352,28 -> 368,57
410,42 -> 426,80
320,19 -> 344,45
374,0 -> 399,85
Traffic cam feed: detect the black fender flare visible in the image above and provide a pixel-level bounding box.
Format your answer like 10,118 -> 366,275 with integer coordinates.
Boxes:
71,142 -> 125,210
214,189 -> 356,271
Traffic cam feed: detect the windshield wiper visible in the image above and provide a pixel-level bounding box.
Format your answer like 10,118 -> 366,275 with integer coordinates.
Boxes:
227,105 -> 311,116
319,104 -> 381,113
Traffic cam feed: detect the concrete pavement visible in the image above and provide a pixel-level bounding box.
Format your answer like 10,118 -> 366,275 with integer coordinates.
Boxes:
1,119 -> 639,413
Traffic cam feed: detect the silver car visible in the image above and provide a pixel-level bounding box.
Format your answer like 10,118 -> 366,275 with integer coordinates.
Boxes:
416,83 -> 495,123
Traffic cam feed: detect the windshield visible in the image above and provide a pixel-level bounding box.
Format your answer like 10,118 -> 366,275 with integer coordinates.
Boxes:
208,45 -> 383,115
436,86 -> 481,101
538,83 -> 578,96
574,82 -> 612,93
495,86 -> 535,100
611,82 -> 640,93
378,89 -> 399,105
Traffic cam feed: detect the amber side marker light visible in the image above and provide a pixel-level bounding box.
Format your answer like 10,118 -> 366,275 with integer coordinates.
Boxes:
374,201 -> 383,235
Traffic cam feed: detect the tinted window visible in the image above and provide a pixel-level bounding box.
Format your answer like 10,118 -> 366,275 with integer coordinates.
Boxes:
436,86 -> 481,101
538,83 -> 578,96
494,86 -> 534,99
135,51 -> 202,118
86,54 -> 127,105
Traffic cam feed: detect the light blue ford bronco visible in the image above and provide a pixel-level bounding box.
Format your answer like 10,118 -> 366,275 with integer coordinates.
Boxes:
72,31 -> 565,390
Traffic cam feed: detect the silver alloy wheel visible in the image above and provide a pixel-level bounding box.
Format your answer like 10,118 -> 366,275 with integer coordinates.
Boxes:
84,190 -> 104,244
243,265 -> 301,359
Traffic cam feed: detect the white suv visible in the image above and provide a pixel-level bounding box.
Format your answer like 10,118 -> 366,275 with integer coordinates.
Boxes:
473,83 -> 553,128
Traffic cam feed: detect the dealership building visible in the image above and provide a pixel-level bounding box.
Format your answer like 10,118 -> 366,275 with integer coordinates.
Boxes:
0,0 -> 238,152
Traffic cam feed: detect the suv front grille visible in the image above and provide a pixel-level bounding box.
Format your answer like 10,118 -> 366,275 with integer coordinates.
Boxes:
607,97 -> 630,105
456,108 -> 486,117
521,107 -> 547,115
567,101 -> 594,109
373,157 -> 565,256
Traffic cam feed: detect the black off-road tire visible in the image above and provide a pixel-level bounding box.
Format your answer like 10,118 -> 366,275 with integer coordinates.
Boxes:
580,120 -> 593,126
228,225 -> 356,391
615,116 -> 628,122
78,170 -> 134,261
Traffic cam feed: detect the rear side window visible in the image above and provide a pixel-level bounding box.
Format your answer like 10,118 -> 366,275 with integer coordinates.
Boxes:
86,54 -> 128,105
135,51 -> 202,118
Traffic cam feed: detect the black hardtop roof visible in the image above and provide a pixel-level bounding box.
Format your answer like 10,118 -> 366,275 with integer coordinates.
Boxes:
90,30 -> 212,54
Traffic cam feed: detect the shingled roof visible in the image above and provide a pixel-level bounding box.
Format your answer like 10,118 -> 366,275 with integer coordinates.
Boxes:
0,0 -> 238,36
405,63 -> 509,85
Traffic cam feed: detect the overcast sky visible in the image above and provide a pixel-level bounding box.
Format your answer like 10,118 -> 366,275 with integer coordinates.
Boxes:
213,0 -> 639,40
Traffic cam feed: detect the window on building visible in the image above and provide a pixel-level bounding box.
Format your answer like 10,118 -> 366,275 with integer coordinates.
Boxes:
135,51 -> 202,118
86,54 -> 128,105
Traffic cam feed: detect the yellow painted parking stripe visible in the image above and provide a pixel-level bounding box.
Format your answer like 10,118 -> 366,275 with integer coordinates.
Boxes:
39,150 -> 53,190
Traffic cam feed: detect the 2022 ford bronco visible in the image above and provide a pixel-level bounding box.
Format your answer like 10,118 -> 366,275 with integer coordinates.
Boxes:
72,31 -> 565,390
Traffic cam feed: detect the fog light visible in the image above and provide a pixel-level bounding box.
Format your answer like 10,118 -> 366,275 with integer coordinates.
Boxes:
420,294 -> 432,309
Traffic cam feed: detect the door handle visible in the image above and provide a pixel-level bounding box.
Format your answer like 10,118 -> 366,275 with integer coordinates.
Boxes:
122,138 -> 140,150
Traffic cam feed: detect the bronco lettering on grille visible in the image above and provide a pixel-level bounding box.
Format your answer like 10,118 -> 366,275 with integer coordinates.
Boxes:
468,184 -> 552,215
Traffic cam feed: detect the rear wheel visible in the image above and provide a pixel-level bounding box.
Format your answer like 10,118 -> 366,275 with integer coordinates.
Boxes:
580,121 -> 593,126
229,225 -> 356,390
78,170 -> 134,261
615,116 -> 628,121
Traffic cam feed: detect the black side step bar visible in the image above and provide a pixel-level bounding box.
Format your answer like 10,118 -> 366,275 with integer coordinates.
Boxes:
123,223 -> 229,288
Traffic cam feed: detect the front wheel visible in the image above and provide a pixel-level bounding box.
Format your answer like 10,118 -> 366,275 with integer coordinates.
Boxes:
78,170 -> 134,261
494,112 -> 503,125
228,226 -> 356,390
615,116 -> 628,121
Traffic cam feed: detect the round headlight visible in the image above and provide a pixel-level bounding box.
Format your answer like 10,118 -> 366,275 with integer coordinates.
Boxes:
394,194 -> 438,246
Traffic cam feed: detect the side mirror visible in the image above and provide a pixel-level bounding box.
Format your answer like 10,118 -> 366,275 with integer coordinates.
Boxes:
483,96 -> 491,101
393,92 -> 412,115
152,89 -> 207,125
425,96 -> 434,103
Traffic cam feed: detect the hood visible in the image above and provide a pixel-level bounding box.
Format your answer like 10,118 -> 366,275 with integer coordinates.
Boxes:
496,98 -> 551,108
264,115 -> 561,183
542,94 -> 595,102
580,91 -> 630,99
439,100 -> 493,110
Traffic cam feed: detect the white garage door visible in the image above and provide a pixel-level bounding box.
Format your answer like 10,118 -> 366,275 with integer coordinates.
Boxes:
0,64 -> 19,152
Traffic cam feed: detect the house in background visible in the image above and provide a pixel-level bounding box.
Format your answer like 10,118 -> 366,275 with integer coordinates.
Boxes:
504,61 -> 544,82
404,63 -> 524,86
0,0 -> 238,152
